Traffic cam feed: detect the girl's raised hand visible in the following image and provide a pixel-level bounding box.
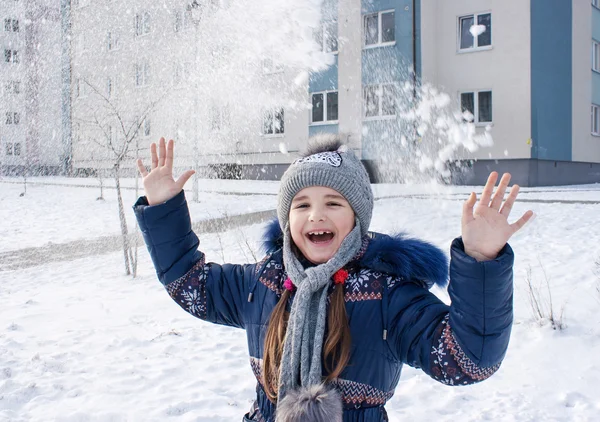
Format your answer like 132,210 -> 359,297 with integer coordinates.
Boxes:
136,137 -> 195,205
461,172 -> 534,262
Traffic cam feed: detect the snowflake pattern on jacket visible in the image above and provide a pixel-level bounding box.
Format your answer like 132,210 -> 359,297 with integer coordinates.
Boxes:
167,249 -> 502,410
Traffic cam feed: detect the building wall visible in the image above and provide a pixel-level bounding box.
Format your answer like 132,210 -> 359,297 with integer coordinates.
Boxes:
70,0 -> 309,175
0,0 -> 63,174
308,0 -> 339,139
1,0 -> 25,171
360,0 -> 416,160
530,0 -> 572,161
338,0 -> 363,151
574,3 -> 600,162
421,0 -> 532,161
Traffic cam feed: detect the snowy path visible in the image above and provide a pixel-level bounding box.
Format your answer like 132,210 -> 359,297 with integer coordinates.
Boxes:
0,209 -> 276,272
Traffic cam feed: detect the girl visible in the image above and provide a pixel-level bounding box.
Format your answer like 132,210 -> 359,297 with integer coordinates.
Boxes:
134,135 -> 533,421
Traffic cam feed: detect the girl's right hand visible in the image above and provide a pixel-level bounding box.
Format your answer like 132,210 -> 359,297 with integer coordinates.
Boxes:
136,137 -> 195,206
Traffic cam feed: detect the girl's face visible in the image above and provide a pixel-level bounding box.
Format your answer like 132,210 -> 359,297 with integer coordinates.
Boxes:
289,186 -> 356,264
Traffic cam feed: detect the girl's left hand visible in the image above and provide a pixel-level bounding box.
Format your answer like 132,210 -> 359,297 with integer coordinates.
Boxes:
462,172 -> 534,262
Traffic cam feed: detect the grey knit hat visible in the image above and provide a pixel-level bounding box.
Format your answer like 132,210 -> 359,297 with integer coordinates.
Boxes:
277,134 -> 374,235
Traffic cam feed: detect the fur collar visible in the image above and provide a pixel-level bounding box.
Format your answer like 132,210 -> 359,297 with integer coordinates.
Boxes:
261,219 -> 448,289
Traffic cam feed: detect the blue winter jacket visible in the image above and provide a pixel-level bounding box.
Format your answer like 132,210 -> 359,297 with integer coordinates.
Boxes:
134,191 -> 514,422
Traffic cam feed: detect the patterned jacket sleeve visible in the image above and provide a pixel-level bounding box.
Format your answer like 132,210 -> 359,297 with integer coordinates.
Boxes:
389,238 -> 514,385
133,190 -> 255,329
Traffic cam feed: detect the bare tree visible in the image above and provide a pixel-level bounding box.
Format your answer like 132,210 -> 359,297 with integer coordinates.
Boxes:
75,79 -> 167,276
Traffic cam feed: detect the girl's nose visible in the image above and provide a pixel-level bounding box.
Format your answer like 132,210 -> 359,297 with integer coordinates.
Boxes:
309,209 -> 326,222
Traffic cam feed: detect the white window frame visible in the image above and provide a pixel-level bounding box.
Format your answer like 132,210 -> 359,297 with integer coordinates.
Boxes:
458,12 -> 492,52
173,62 -> 191,86
4,18 -> 19,32
77,33 -> 87,54
5,141 -> 21,156
261,58 -> 283,75
460,90 -> 493,125
210,104 -> 230,133
106,76 -> 113,98
363,10 -> 395,49
317,20 -> 338,54
134,12 -> 151,37
5,111 -> 20,125
106,31 -> 120,51
363,83 -> 396,120
143,118 -> 151,137
262,108 -> 285,136
593,40 -> 600,72
134,63 -> 151,87
173,9 -> 182,32
592,104 -> 600,136
72,0 -> 89,8
5,80 -> 20,95
310,90 -> 339,125
75,77 -> 87,99
4,49 -> 19,63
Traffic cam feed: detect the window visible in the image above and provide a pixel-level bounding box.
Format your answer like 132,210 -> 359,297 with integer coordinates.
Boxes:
5,142 -> 20,156
134,12 -> 151,36
72,0 -> 89,8
174,9 -> 193,32
364,10 -> 395,47
4,18 -> 18,32
106,77 -> 113,98
211,105 -> 230,132
173,62 -> 191,86
316,20 -> 338,53
5,81 -> 20,95
459,13 -> 492,51
593,40 -> 600,72
106,31 -> 120,51
75,78 -> 87,98
592,104 -> 600,135
4,49 -> 19,63
460,91 -> 493,123
311,91 -> 338,123
5,112 -> 20,125
261,58 -> 283,74
135,63 -> 151,87
174,10 -> 182,32
363,84 -> 396,118
263,108 -> 284,135
77,33 -> 86,53
173,63 -> 183,86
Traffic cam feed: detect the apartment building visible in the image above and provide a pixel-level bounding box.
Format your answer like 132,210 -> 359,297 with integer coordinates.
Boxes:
70,0 -> 600,185
69,0 -> 313,180
421,0 -> 600,185
0,0 -> 64,176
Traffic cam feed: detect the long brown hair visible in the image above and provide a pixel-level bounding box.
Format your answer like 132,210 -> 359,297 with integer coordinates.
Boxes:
262,284 -> 351,402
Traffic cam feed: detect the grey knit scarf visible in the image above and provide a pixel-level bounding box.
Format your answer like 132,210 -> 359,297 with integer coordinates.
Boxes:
277,219 -> 362,402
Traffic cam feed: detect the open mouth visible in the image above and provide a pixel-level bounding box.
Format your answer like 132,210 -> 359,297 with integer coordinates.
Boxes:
306,231 -> 334,244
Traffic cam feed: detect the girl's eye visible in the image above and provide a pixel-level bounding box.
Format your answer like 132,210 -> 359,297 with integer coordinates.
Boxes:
295,204 -> 309,209
327,202 -> 341,207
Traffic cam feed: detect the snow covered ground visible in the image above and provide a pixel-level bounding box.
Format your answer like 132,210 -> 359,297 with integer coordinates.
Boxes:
1,178 -> 600,421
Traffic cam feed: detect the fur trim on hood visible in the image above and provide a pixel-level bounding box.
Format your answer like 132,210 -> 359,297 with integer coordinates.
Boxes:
262,219 -> 448,289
